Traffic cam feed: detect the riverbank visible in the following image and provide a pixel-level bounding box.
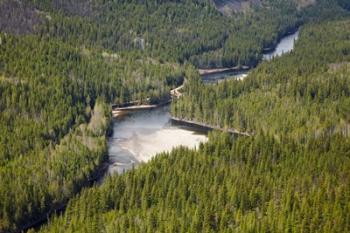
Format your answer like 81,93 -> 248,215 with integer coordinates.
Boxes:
262,25 -> 301,54
198,26 -> 300,77
39,25 -> 294,231
112,84 -> 185,118
112,59 -> 255,118
21,162 -> 109,232
198,65 -> 250,76
112,28 -> 300,135
171,117 -> 252,137
112,101 -> 171,118
21,102 -> 112,233
106,105 -> 208,175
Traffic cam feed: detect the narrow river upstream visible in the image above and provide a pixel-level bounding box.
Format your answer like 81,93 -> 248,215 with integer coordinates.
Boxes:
263,30 -> 300,60
105,29 -> 300,177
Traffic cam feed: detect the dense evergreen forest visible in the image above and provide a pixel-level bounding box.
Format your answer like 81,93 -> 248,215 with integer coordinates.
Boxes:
0,33 -> 182,232
37,133 -> 350,233
172,18 -> 350,140
1,0 -> 347,68
0,0 -> 349,232
36,15 -> 350,233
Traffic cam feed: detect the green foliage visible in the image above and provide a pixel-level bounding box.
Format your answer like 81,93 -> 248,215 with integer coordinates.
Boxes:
173,19 -> 350,140
0,0 -> 349,232
0,33 -> 181,232
37,132 -> 350,233
25,0 -> 347,68
0,33 -> 182,161
36,18 -> 350,233
0,101 -> 109,232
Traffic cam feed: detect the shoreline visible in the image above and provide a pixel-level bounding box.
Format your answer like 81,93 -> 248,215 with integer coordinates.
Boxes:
171,117 -> 251,137
198,65 -> 250,75
262,27 -> 300,53
112,84 -> 184,118
21,162 -> 109,232
112,101 -> 171,118
111,27 -> 300,129
198,25 -> 300,76
22,23 -> 298,233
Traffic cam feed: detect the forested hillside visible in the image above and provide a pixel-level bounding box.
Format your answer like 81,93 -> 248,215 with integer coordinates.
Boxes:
36,18 -> 350,233
37,133 -> 350,233
172,19 -> 350,140
0,0 -> 349,232
0,34 -> 182,232
1,0 -> 347,68
0,33 -> 182,164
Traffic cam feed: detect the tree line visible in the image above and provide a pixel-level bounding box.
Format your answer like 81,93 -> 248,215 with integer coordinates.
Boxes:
19,0 -> 349,68
35,17 -> 350,233
0,33 -> 182,232
0,0 -> 349,232
36,132 -> 350,233
172,18 -> 350,140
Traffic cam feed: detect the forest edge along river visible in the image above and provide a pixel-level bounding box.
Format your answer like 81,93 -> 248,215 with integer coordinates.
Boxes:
199,29 -> 300,83
105,29 -> 300,177
24,28 -> 299,233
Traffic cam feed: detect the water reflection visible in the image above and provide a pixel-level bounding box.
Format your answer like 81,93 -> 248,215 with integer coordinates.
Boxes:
202,30 -> 300,83
263,30 -> 299,61
106,30 -> 300,177
106,106 -> 208,175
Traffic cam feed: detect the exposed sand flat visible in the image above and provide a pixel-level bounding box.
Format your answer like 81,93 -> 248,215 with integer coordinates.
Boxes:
107,106 -> 208,175
198,66 -> 249,75
118,127 -> 207,162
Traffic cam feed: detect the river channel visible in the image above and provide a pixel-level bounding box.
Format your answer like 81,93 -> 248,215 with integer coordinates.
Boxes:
105,29 -> 300,176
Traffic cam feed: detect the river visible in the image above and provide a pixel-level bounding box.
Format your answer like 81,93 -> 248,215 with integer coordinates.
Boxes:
201,30 -> 299,83
106,106 -> 208,175
263,30 -> 300,60
105,29 -> 300,176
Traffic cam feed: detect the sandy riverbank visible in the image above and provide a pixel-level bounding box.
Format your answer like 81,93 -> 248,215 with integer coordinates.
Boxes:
198,66 -> 250,75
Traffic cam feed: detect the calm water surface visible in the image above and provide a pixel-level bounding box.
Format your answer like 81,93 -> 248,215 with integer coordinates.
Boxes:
106,30 -> 300,176
263,30 -> 299,60
201,30 -> 299,83
106,106 -> 208,175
